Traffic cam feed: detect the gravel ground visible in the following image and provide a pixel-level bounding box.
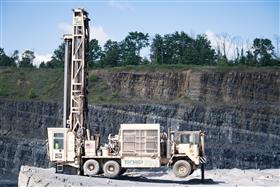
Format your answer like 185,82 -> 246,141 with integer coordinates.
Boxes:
18,165 -> 280,187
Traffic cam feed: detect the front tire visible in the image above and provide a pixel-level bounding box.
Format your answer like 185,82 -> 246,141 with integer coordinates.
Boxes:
103,160 -> 120,178
83,159 -> 100,176
173,160 -> 192,178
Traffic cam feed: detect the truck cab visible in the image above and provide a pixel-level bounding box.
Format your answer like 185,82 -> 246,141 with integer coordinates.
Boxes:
168,130 -> 206,178
175,131 -> 202,165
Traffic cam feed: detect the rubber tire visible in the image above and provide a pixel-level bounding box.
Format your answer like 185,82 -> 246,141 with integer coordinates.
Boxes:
83,159 -> 100,176
173,160 -> 192,178
119,168 -> 127,175
103,160 -> 120,178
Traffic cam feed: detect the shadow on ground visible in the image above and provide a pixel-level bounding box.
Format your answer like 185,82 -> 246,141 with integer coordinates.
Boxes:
115,175 -> 224,185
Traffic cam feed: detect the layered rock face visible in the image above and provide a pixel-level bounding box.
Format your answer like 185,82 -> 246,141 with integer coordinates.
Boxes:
0,101 -> 62,182
90,103 -> 280,169
109,70 -> 279,104
0,69 -> 279,182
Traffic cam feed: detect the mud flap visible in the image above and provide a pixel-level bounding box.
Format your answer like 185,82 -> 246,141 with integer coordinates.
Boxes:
201,163 -> 205,183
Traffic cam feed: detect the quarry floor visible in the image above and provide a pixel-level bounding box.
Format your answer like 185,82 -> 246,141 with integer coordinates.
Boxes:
18,166 -> 280,187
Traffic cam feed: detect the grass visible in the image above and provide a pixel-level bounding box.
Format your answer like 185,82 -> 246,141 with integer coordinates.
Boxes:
0,67 -> 64,102
0,67 -> 123,103
105,64 -> 205,72
89,74 -> 98,82
94,63 -> 280,73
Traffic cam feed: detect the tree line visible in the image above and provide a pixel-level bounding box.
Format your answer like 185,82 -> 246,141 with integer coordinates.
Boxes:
1,31 -> 279,68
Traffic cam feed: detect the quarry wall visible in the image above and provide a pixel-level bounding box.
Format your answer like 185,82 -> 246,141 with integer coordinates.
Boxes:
0,69 -> 279,179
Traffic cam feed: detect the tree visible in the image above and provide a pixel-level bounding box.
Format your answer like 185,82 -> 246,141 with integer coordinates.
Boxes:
45,42 -> 65,68
193,34 -> 215,65
0,48 -> 16,67
124,31 -> 149,55
151,32 -> 193,64
100,40 -> 121,67
252,38 -> 275,66
150,34 -> 164,64
215,33 -> 233,59
87,39 -> 102,67
19,49 -> 35,68
53,43 -> 65,62
151,32 -> 215,65
120,46 -> 141,66
39,62 -> 47,68
167,31 -> 193,64
120,32 -> 149,65
11,50 -> 19,65
239,48 -> 246,65
245,50 -> 255,66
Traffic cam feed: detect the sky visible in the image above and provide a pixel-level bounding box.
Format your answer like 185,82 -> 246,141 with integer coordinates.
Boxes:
1,0 -> 279,66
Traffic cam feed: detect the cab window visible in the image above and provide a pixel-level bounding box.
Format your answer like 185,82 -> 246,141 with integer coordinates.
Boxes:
180,134 -> 190,144
53,133 -> 64,149
180,134 -> 200,144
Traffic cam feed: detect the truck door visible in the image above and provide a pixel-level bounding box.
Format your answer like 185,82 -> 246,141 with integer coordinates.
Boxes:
176,133 -> 200,165
53,132 -> 65,161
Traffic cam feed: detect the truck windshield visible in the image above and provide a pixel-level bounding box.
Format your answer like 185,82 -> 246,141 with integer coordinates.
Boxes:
53,133 -> 64,149
180,134 -> 199,144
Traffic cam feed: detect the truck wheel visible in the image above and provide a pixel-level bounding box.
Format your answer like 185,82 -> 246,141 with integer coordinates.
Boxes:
173,160 -> 192,178
119,168 -> 127,175
103,160 -> 120,178
83,159 -> 100,176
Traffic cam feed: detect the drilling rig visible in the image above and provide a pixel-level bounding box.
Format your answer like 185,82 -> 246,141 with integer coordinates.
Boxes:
48,8 -> 90,174
47,8 -> 206,180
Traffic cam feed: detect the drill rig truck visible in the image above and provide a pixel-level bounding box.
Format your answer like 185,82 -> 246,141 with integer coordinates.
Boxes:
47,8 -> 206,179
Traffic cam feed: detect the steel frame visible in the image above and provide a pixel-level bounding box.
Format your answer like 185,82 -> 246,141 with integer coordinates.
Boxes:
68,8 -> 90,165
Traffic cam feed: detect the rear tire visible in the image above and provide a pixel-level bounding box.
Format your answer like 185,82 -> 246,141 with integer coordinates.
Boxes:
119,168 -> 127,175
103,160 -> 120,178
173,160 -> 192,178
83,159 -> 100,176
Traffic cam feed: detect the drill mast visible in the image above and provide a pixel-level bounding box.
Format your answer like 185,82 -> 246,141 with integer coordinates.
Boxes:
68,9 -> 89,133
68,8 -> 90,168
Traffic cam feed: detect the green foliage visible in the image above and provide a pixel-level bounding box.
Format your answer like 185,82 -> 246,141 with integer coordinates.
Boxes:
19,50 -> 35,68
39,62 -> 47,68
88,39 -> 102,67
99,40 -> 121,67
217,56 -> 229,66
1,31 -> 279,69
0,84 -> 9,97
27,88 -> 38,99
0,68 -> 64,101
11,50 -> 19,64
0,48 -> 17,67
119,31 -> 149,66
120,48 -> 142,66
150,34 -> 164,64
98,95 -> 105,101
110,92 -> 119,102
193,34 -> 216,65
252,38 -> 275,66
89,74 -> 98,82
150,32 -> 215,65
53,43 -> 65,62
45,43 -> 65,68
142,57 -> 150,65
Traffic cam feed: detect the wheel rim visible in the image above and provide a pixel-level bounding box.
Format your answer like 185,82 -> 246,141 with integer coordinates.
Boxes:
108,165 -> 115,173
88,164 -> 95,171
178,165 -> 187,175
